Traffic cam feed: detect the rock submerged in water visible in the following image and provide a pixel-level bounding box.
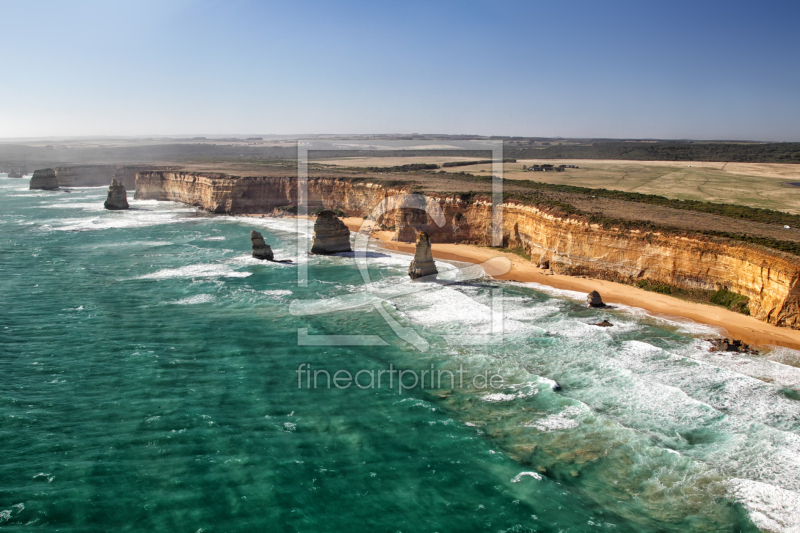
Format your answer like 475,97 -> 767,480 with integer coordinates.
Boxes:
310,210 -> 352,254
408,231 -> 438,281
104,179 -> 129,210
29,168 -> 59,190
587,290 -> 605,307
250,230 -> 274,260
595,319 -> 613,327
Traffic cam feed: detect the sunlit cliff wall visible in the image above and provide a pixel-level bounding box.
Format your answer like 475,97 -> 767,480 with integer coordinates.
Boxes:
135,172 -> 800,328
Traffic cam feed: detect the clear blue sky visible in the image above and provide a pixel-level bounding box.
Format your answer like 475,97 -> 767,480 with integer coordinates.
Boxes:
2,0 -> 799,140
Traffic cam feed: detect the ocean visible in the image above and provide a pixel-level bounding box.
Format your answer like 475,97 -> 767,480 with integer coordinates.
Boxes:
1,176 -> 799,532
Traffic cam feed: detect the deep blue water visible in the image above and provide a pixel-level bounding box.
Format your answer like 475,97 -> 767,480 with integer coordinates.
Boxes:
2,177 -> 800,531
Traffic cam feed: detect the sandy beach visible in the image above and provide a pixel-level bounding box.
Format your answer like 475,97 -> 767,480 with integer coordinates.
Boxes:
339,217 -> 800,351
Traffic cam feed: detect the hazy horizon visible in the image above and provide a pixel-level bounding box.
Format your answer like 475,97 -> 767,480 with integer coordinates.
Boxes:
2,0 -> 799,141
0,133 -> 795,144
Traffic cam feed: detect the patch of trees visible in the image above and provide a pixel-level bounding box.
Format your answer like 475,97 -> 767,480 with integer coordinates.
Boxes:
366,163 -> 439,172
442,159 -> 516,167
635,281 -> 750,315
503,141 -> 800,164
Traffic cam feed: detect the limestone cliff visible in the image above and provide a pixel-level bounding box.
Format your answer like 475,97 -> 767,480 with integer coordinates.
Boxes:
30,168 -> 59,190
104,179 -> 129,210
134,172 -> 800,329
311,211 -> 352,254
54,165 -> 118,187
135,172 -> 388,215
53,165 -> 176,189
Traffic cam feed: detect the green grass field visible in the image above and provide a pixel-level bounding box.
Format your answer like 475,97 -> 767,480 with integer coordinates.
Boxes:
318,156 -> 800,214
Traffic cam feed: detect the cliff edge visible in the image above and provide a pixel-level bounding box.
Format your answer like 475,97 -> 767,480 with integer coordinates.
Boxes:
134,171 -> 800,329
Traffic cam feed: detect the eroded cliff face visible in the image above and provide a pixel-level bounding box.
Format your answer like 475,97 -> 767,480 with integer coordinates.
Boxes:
498,203 -> 800,328
135,171 -> 800,328
54,165 -> 118,187
135,172 -> 393,215
53,165 -> 176,189
30,168 -> 59,190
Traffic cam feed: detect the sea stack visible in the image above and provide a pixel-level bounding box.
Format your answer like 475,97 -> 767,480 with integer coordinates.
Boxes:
251,230 -> 274,260
104,179 -> 129,210
408,231 -> 438,281
587,291 -> 605,307
310,210 -> 352,254
29,168 -> 59,190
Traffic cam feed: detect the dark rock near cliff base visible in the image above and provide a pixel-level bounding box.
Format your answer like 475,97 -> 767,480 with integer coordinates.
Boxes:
29,168 -> 59,190
587,291 -> 605,308
104,179 -> 129,210
706,337 -> 758,355
250,230 -> 274,260
311,210 -> 352,254
409,231 -> 438,281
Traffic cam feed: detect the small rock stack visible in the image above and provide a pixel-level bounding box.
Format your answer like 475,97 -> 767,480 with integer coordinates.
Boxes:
587,291 -> 605,307
706,337 -> 758,355
250,230 -> 274,260
29,168 -> 59,190
310,210 -> 352,254
408,231 -> 438,281
104,179 -> 129,210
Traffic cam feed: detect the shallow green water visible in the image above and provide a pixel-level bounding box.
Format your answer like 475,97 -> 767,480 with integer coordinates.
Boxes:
1,177 -> 799,531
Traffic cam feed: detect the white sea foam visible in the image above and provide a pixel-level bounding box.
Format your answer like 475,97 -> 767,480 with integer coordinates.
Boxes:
203,236 -> 226,241
234,216 -> 315,237
261,290 -> 292,298
137,264 -> 252,280
52,212 -> 191,232
694,346 -> 800,390
511,471 -> 543,482
37,201 -> 106,212
482,393 -> 517,402
168,294 -> 216,305
526,406 -> 583,432
728,479 -> 800,533
768,347 -> 800,369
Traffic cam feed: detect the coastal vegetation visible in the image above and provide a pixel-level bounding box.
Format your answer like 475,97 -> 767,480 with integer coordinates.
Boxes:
502,140 -> 800,163
275,204 -> 298,215
366,163 -> 439,172
442,158 -> 516,167
429,186 -> 800,256
635,280 -> 751,315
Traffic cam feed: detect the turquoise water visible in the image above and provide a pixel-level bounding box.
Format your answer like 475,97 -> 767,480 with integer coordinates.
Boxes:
2,178 -> 800,532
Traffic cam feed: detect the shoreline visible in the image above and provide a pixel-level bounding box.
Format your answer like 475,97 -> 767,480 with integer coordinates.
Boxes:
338,217 -> 800,351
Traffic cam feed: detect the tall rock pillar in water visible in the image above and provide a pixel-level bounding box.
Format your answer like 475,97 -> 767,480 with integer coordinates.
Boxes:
310,210 -> 352,254
408,231 -> 438,280
250,231 -> 274,260
29,168 -> 59,190
104,179 -> 129,210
